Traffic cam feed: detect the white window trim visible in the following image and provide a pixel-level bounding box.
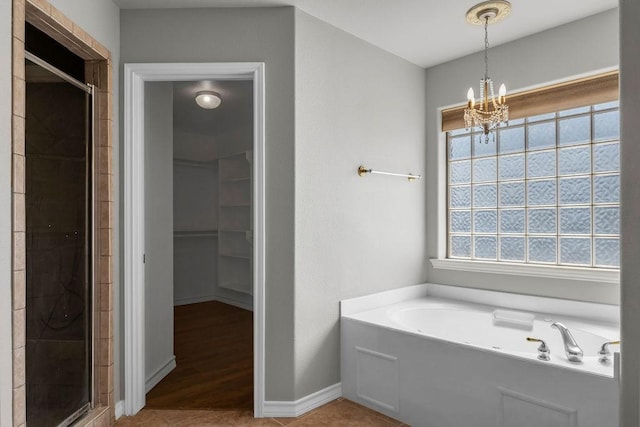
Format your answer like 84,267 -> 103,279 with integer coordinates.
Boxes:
430,258 -> 619,284
433,105 -> 620,286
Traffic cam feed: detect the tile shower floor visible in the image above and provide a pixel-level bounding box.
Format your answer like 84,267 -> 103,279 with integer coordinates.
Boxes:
113,398 -> 407,426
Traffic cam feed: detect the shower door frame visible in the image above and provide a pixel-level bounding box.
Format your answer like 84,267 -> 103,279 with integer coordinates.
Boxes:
24,50 -> 98,427
123,62 -> 266,417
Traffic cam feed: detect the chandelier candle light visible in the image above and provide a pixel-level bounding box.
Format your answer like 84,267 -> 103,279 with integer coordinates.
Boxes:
464,1 -> 511,142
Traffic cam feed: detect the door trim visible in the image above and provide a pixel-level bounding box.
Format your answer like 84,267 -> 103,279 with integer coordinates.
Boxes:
123,62 -> 266,416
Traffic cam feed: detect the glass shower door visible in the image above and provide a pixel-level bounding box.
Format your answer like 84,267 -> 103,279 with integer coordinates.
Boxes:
24,55 -> 94,427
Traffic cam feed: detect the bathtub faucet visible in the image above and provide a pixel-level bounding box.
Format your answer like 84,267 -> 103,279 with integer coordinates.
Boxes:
551,322 -> 583,363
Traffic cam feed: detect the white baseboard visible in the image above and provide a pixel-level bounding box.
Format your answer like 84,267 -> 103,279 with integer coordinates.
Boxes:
145,356 -> 176,393
174,295 -> 217,306
115,400 -> 125,420
215,294 -> 253,311
263,383 -> 342,418
173,294 -> 253,311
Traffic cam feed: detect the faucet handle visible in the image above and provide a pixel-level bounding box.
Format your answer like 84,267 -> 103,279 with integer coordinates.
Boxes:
598,340 -> 620,364
527,337 -> 550,361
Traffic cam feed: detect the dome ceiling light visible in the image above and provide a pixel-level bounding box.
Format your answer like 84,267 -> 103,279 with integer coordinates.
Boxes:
195,91 -> 222,109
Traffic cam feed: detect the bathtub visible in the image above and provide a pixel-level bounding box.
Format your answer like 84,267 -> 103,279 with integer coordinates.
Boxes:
341,284 -> 619,427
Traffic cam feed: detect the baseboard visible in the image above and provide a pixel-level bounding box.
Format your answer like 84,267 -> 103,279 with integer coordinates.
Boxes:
215,294 -> 253,311
145,355 -> 176,393
174,295 -> 217,306
262,383 -> 342,418
173,294 -> 253,311
115,400 -> 125,420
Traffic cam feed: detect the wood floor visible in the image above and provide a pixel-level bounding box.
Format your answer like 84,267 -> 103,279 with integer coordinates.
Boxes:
145,301 -> 253,410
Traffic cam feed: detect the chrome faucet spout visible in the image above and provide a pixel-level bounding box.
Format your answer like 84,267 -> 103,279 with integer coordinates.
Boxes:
551,322 -> 583,363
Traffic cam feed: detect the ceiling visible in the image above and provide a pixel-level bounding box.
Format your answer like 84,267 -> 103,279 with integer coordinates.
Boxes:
112,0 -> 617,68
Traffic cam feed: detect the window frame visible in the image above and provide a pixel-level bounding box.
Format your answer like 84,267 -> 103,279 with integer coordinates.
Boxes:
432,71 -> 620,284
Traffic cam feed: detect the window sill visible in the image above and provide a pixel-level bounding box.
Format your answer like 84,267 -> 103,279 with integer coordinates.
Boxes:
429,258 -> 619,284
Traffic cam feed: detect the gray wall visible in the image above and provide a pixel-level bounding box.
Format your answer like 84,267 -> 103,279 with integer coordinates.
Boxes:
120,7 -> 296,400
620,0 -> 640,424
425,9 -> 620,304
144,82 -> 175,382
293,10 -> 427,398
173,162 -> 218,305
0,1 -> 12,424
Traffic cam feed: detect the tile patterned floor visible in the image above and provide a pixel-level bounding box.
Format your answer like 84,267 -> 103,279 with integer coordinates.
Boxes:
114,398 -> 407,426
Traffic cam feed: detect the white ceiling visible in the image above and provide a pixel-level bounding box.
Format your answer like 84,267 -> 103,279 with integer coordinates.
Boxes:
112,0 -> 617,68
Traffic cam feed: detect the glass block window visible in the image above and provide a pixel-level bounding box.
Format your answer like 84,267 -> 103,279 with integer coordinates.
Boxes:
447,101 -> 620,268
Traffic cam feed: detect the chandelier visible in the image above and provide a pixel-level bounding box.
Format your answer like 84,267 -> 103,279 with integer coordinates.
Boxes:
464,1 -> 511,142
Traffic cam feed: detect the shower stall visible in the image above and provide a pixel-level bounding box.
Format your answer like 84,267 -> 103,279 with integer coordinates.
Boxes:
24,45 -> 95,427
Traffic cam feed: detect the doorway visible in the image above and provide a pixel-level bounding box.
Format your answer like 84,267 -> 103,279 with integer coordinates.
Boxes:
24,49 -> 94,427
144,79 -> 255,410
123,63 -> 266,416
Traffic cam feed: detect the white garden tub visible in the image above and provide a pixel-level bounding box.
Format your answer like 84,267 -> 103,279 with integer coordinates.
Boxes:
341,284 -> 619,427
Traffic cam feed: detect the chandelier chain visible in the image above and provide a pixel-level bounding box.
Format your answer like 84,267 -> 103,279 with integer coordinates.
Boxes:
484,16 -> 489,80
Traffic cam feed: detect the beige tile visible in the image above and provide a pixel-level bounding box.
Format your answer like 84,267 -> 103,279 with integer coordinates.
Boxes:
13,37 -> 25,80
99,146 -> 112,175
99,63 -> 113,92
99,337 -> 112,366
12,346 -> 25,387
100,282 -> 112,311
92,40 -> 110,61
26,0 -> 51,16
99,392 -> 110,408
12,0 -> 25,41
13,153 -> 25,194
98,91 -> 113,120
100,228 -> 112,256
12,76 -> 25,118
13,192 -> 24,232
12,231 -> 25,271
12,270 -> 25,311
114,410 -> 170,426
99,365 -> 113,393
94,410 -> 111,427
100,201 -> 112,229
50,4 -> 74,33
12,114 -> 25,156
85,61 -> 99,87
98,119 -> 113,148
12,384 -> 25,426
100,255 -> 112,284
170,410 -> 281,426
100,310 -> 112,339
99,173 -> 112,202
288,400 -> 400,426
12,308 -> 25,349
71,22 -> 93,49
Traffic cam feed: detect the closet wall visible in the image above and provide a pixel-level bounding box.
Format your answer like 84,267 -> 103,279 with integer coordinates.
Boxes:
172,81 -> 253,310
173,136 -> 218,305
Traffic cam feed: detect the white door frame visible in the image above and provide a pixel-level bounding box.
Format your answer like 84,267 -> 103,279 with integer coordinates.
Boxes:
123,62 -> 266,416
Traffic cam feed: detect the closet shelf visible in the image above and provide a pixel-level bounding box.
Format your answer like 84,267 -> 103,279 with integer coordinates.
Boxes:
219,253 -> 251,260
220,203 -> 250,208
174,230 -> 218,238
221,177 -> 250,183
219,281 -> 252,294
